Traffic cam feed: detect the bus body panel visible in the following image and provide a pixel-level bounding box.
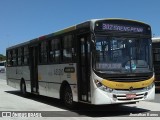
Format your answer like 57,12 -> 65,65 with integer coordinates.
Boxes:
38,63 -> 78,101
38,64 -> 61,97
6,66 -> 31,92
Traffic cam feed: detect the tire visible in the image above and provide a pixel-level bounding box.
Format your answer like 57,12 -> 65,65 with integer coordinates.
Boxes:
20,81 -> 27,96
63,85 -> 75,109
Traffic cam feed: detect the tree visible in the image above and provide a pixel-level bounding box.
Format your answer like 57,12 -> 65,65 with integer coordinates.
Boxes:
0,54 -> 6,61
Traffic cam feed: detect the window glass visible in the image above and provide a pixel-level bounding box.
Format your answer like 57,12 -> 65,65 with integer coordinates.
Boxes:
7,51 -> 13,66
40,41 -> 48,63
95,36 -> 151,73
18,48 -> 22,65
49,38 -> 61,63
24,46 -> 29,65
63,35 -> 74,62
12,49 -> 17,66
55,50 -> 60,62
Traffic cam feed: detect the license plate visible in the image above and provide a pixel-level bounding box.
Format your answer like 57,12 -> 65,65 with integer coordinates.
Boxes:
126,94 -> 136,99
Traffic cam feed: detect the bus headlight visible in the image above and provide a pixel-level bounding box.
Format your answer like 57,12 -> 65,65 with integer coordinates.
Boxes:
94,80 -> 113,92
145,82 -> 154,90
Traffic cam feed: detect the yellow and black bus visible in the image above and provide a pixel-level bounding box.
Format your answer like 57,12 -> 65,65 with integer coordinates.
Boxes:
6,18 -> 155,108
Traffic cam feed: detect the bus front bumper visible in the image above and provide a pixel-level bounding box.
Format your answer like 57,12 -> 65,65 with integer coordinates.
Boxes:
91,85 -> 155,105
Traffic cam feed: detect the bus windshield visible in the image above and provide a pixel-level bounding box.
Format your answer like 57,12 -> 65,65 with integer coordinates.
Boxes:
94,36 -> 152,74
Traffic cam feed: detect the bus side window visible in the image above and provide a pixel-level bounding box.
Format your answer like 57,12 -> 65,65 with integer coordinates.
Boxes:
24,46 -> 29,65
49,38 -> 61,63
49,40 -> 54,62
39,41 -> 48,64
62,34 -> 74,63
18,48 -> 22,66
13,49 -> 18,66
7,50 -> 13,66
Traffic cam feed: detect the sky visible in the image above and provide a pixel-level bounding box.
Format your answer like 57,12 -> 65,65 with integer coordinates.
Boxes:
0,0 -> 160,55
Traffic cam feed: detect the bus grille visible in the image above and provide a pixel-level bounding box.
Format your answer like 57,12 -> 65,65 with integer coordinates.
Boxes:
113,92 -> 147,101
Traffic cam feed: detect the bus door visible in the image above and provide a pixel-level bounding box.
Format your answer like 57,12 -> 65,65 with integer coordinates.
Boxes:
77,34 -> 91,102
29,46 -> 39,93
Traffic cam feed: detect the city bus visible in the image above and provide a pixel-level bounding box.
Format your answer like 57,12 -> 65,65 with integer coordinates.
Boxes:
6,18 -> 155,108
152,37 -> 160,89
0,60 -> 6,73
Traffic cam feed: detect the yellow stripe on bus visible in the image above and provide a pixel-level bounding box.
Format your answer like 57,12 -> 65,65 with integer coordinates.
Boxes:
101,75 -> 154,89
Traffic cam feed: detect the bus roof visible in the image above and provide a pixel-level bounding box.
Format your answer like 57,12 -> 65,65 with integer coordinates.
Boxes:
152,37 -> 160,43
6,18 -> 150,50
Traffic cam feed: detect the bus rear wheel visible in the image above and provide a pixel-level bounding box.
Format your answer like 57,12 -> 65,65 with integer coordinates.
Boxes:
63,85 -> 75,109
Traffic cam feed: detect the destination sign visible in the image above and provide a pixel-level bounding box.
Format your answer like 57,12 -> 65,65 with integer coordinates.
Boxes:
102,23 -> 144,33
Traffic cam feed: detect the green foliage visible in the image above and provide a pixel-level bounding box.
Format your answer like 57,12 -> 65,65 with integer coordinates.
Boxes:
0,54 -> 6,61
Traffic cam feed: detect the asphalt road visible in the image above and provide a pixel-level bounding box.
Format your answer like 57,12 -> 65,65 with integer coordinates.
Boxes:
0,73 -> 160,120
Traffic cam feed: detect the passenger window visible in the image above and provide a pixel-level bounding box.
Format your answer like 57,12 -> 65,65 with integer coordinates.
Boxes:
49,38 -> 61,63
7,51 -> 13,66
39,41 -> 48,64
12,49 -> 18,66
18,48 -> 22,65
62,34 -> 74,63
24,46 -> 29,65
